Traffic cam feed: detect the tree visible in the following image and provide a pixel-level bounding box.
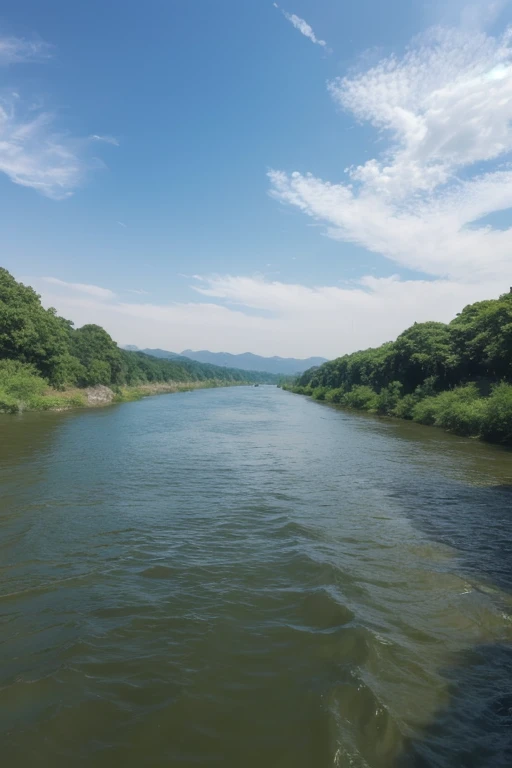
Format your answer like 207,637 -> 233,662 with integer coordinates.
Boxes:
0,268 -> 70,382
449,293 -> 512,382
71,324 -> 124,385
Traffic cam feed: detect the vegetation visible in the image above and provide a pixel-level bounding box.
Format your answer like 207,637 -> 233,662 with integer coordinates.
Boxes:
0,269 -> 277,413
284,292 -> 512,445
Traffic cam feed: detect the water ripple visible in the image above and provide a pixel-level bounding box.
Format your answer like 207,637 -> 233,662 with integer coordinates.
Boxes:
1,387 -> 511,766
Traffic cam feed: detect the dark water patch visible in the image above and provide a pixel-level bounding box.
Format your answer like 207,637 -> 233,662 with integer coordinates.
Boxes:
297,588 -> 355,630
396,644 -> 512,768
272,519 -> 327,542
139,564 -> 180,579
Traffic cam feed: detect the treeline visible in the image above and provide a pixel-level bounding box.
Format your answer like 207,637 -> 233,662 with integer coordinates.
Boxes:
284,292 -> 512,445
0,269 -> 276,411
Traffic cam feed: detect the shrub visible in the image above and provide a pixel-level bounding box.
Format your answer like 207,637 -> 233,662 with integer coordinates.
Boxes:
413,384 -> 486,436
343,385 -> 379,411
311,386 -> 328,401
480,383 -> 512,444
412,396 -> 440,425
325,387 -> 345,403
0,359 -> 47,401
375,381 -> 403,414
26,394 -> 65,411
433,387 -> 485,435
65,393 -> 86,408
0,388 -> 19,413
392,394 -> 418,420
436,398 -> 486,436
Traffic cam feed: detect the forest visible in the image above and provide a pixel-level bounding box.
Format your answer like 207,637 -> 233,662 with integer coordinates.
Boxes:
0,269 -> 277,412
284,291 -> 512,445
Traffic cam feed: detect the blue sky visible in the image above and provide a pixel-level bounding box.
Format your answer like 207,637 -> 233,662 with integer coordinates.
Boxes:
2,0 -> 512,356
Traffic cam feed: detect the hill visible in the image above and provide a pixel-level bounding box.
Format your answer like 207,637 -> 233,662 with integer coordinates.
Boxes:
136,348 -> 328,375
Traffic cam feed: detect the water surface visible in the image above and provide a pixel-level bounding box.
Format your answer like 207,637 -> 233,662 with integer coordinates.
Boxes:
1,386 -> 511,767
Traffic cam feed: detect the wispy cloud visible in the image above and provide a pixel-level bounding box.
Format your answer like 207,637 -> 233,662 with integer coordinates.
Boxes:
269,21 -> 512,285
274,4 -> 327,48
0,97 -> 92,199
40,277 -> 116,300
91,134 -> 120,146
0,33 -> 116,198
430,0 -> 510,29
0,34 -> 52,66
116,220 -> 127,228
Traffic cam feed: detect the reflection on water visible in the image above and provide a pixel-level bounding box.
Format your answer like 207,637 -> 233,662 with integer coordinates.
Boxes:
0,387 -> 511,767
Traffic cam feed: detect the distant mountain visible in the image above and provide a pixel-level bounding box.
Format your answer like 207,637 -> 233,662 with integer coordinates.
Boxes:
131,347 -> 182,360
134,347 -> 328,375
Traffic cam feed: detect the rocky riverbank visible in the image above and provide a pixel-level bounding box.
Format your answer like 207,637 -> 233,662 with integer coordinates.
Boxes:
1,380 -> 241,414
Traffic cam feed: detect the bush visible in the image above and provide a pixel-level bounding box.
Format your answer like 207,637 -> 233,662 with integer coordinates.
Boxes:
375,381 -> 403,414
392,394 -> 418,420
26,394 -> 66,411
481,383 -> 512,444
0,388 -> 19,413
343,385 -> 379,411
64,393 -> 86,408
412,396 -> 441,426
412,384 -> 486,436
433,386 -> 486,435
325,387 -> 345,403
311,386 -> 328,401
0,359 -> 48,401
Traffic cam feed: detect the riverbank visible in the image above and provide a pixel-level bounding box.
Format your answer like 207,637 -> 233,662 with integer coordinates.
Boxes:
0,379 -> 244,414
282,383 -> 512,446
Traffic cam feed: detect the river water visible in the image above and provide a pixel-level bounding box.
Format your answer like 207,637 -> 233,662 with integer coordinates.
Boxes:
1,386 -> 511,767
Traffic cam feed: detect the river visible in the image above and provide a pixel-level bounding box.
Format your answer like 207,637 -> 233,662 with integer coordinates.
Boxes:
1,386 -> 511,767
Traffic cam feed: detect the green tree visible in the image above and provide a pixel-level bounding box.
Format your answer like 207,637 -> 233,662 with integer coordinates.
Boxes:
71,324 -> 124,385
0,268 -> 70,382
449,293 -> 512,381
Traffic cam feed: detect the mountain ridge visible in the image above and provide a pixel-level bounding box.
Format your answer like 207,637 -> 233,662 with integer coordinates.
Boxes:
126,347 -> 328,375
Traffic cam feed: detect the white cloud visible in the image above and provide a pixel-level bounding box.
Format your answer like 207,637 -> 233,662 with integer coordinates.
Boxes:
277,6 -> 327,48
40,277 -> 116,300
431,0 -> 510,29
269,23 -> 512,285
0,98 -> 92,199
0,34 -> 116,198
26,272 -> 507,359
0,35 -> 52,65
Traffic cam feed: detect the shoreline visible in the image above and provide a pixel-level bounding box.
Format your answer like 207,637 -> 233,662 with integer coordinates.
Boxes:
283,387 -> 512,449
0,380 -> 249,415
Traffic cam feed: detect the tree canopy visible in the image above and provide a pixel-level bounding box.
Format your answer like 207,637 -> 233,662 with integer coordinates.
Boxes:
288,291 -> 512,444
0,269 -> 278,389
